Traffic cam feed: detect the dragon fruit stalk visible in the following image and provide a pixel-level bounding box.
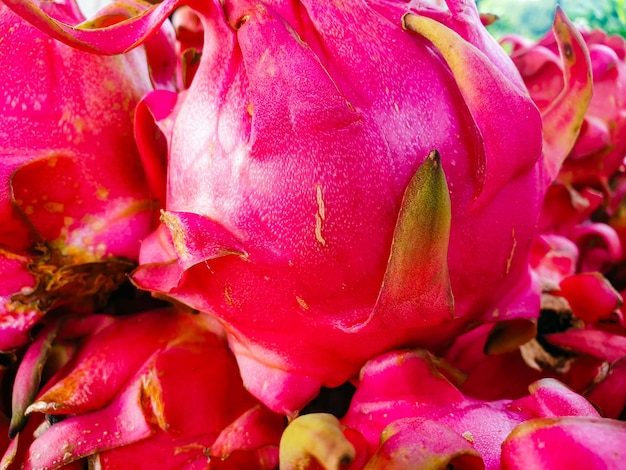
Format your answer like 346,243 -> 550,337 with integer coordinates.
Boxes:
1,0 -> 593,413
0,2 -> 173,352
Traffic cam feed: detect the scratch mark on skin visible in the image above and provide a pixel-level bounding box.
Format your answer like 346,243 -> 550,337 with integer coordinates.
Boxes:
315,184 -> 326,246
506,228 -> 517,274
224,285 -> 233,307
161,211 -> 189,260
296,296 -> 309,310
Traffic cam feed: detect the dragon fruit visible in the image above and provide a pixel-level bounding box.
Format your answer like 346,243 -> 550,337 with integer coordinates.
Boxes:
509,25 -> 626,273
2,308 -> 284,469
446,18 -> 625,420
2,0 -> 597,413
279,348 -> 626,470
138,2 -> 589,413
441,211 -> 626,418
442,217 -> 626,414
504,26 -> 626,187
0,2 -> 171,351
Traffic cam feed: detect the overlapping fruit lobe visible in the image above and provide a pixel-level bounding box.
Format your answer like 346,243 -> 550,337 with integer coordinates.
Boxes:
0,1 -> 162,351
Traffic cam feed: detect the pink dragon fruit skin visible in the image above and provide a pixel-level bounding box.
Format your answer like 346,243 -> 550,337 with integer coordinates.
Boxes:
3,0 -> 593,413
0,2 -> 167,351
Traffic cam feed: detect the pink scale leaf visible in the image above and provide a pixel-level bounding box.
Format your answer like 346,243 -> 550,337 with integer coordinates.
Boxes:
9,322 -> 61,438
209,405 -> 284,458
0,253 -> 39,351
342,350 -> 468,450
530,234 -> 579,285
571,223 -> 623,273
27,309 -> 215,416
585,356 -> 626,419
545,328 -> 626,362
2,0 -> 181,55
403,12 -> 542,206
139,341 -> 259,438
540,7 -> 593,181
559,273 -> 623,323
161,211 -> 249,271
11,155 -> 156,260
363,418 -> 484,470
501,416 -> 626,470
507,378 -> 599,418
134,90 -> 179,211
504,43 -> 563,110
569,115 -> 611,160
131,259 -> 183,297
538,184 -> 604,235
23,376 -> 155,470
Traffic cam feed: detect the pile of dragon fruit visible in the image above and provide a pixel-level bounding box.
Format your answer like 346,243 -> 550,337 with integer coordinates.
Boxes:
0,0 -> 625,468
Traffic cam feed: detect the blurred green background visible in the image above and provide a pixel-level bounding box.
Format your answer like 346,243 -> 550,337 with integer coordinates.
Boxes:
76,1 -> 625,41
476,0 -> 626,39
